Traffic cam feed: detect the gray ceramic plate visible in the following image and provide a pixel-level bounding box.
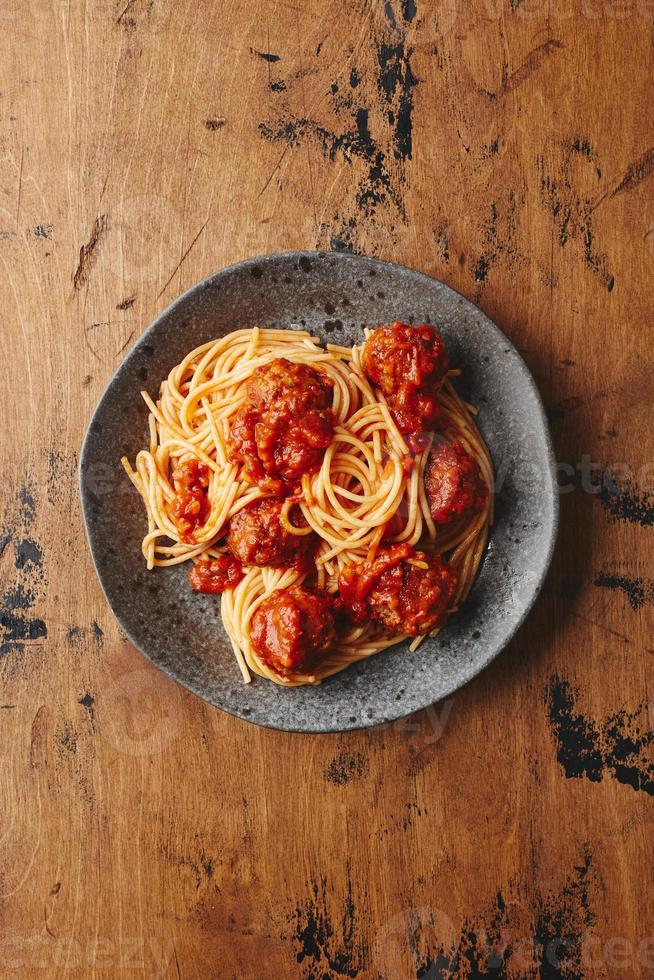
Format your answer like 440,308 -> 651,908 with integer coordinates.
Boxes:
80,251 -> 558,733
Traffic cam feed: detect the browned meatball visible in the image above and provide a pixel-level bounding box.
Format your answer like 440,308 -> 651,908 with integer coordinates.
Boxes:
228,358 -> 335,492
425,440 -> 488,526
245,358 -> 333,417
363,323 -> 448,394
227,498 -> 315,569
250,585 -> 336,675
362,323 -> 449,446
337,545 -> 458,636
369,553 -> 458,634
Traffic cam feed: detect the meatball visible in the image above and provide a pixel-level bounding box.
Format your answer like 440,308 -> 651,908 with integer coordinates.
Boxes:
389,386 -> 443,447
227,498 -> 315,569
246,358 -> 333,415
362,323 -> 449,441
228,358 -> 335,492
250,584 -> 336,675
369,552 -> 457,634
188,554 -> 244,593
425,440 -> 488,525
253,408 -> 335,482
337,545 -> 457,636
363,322 -> 449,396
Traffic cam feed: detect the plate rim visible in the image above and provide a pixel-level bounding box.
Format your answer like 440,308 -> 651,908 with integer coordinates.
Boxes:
79,249 -> 559,733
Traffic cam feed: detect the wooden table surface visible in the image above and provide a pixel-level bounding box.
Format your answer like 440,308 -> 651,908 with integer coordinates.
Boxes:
2,1 -> 653,977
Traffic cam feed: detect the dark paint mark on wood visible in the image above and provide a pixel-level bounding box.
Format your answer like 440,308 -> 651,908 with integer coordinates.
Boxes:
323,751 -> 367,785
414,853 -> 595,977
402,0 -> 417,21
3,585 -> 35,610
0,611 -> 47,655
433,225 -> 449,263
15,538 -> 43,570
473,256 -> 489,282
19,488 -> 36,523
331,236 -> 354,252
569,136 -> 602,179
483,137 -> 500,158
258,11 -> 419,230
162,840 -> 218,891
533,847 -> 595,979
72,214 -> 108,291
66,623 -> 104,650
204,118 -> 226,130
79,692 -> 95,710
598,472 -> 654,527
251,48 -> 280,63
472,194 -> 524,284
1,491 -> 47,656
326,214 -> 358,253
34,224 -> 53,239
376,38 -> 419,161
56,721 -> 78,755
270,80 -> 286,92
538,154 -> 613,289
291,875 -> 365,978
384,0 -> 398,30
594,571 -> 654,610
545,676 -> 654,795
259,112 -> 403,217
116,295 -> 136,310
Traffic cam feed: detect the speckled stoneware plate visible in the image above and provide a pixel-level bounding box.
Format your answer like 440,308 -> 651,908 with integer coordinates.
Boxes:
80,251 -> 558,733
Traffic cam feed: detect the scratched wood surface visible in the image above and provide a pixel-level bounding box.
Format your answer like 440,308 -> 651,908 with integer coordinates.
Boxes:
1,1 -> 653,977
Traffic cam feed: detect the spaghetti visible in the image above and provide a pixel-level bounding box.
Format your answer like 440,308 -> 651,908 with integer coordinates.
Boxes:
122,325 -> 493,686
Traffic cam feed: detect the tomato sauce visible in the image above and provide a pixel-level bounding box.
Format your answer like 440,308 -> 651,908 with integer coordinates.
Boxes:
170,459 -> 211,543
362,322 -> 449,446
227,358 -> 335,493
188,554 -> 245,593
336,543 -> 414,624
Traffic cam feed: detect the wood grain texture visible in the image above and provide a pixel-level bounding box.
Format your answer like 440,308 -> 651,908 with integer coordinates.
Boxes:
1,1 -> 653,977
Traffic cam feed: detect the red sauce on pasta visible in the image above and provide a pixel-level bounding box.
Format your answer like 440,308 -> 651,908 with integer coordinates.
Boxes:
170,460 -> 211,543
188,555 -> 245,593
